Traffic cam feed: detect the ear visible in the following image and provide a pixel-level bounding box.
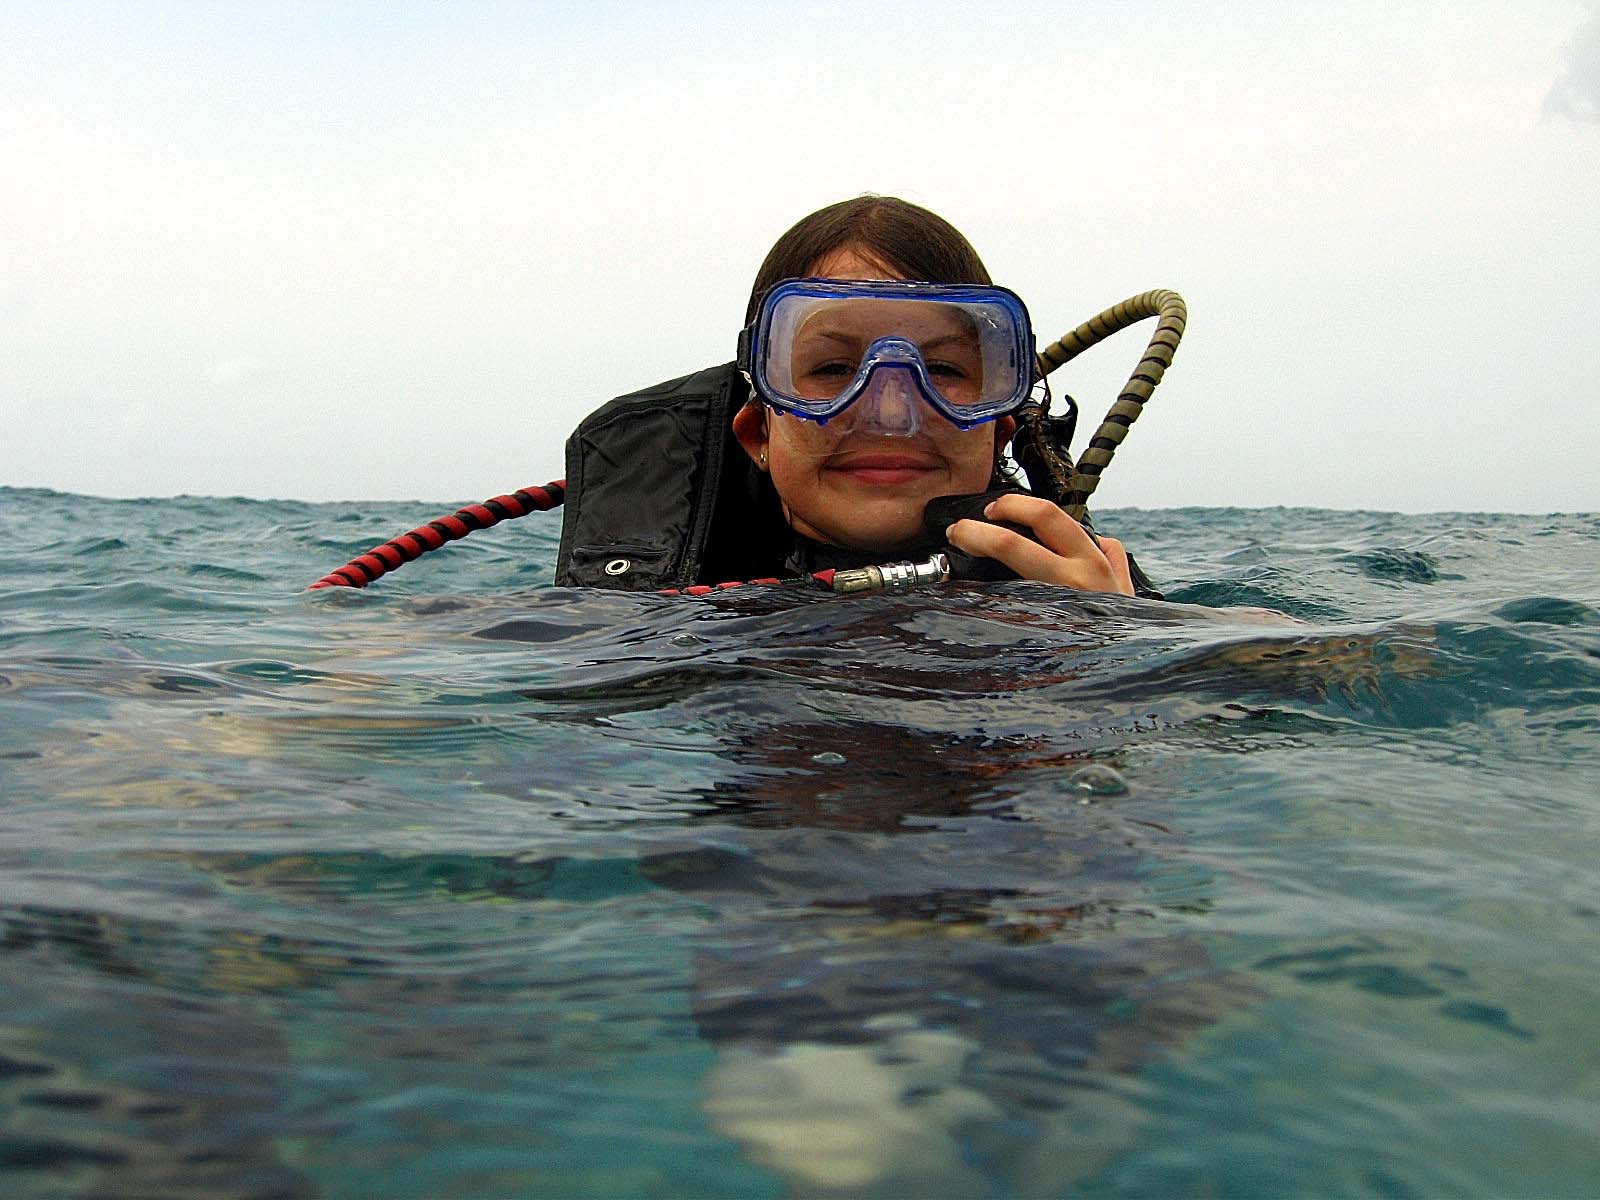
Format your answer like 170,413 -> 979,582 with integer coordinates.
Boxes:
732,400 -> 769,469
994,414 -> 1017,453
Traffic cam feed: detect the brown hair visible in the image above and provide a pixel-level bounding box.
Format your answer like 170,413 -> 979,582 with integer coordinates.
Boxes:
744,195 -> 992,325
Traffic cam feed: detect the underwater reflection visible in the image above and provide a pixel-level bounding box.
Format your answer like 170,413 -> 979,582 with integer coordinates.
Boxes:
639,719 -> 1255,1196
0,906 -> 317,1199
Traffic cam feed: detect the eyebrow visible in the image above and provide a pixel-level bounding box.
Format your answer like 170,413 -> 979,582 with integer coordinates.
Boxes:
800,329 -> 974,350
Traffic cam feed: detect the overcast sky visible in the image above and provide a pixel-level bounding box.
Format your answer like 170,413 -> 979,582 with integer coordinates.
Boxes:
4,1 -> 1598,512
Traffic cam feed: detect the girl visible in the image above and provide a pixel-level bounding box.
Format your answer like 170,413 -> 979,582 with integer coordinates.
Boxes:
730,196 -> 1134,595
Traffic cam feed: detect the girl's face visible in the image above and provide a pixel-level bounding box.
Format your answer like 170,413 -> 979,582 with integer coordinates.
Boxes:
733,246 -> 1017,553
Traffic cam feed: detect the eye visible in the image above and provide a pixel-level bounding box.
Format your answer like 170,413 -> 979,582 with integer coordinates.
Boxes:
927,360 -> 971,380
803,360 -> 856,379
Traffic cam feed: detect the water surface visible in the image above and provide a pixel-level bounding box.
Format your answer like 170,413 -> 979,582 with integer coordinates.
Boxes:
2,489 -> 1597,1197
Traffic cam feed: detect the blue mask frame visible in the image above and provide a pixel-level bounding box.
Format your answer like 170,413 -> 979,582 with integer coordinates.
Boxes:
737,278 -> 1036,429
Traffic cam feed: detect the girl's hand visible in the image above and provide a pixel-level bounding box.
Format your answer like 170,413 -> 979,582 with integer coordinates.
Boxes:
945,493 -> 1135,596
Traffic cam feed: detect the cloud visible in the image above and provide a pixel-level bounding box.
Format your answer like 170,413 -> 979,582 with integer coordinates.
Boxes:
209,356 -> 267,389
1545,2 -> 1600,122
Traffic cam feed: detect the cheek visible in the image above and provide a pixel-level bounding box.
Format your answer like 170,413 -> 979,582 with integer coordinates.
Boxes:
763,416 -> 834,482
765,449 -> 807,497
770,415 -> 832,460
761,424 -> 819,504
946,429 -> 1000,490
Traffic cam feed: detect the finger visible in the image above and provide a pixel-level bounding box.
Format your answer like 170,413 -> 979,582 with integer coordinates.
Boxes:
947,518 -> 1129,593
981,493 -> 1101,560
1095,535 -> 1136,596
982,495 -> 1135,595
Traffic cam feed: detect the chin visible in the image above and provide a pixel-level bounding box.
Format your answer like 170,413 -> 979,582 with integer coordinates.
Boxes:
832,519 -> 928,555
792,491 -> 940,555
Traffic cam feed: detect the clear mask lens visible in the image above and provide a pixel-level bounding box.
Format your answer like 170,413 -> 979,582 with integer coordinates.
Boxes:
744,280 -> 1034,428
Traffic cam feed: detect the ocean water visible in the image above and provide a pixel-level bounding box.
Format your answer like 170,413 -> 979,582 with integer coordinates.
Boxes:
1,486 -> 1598,1199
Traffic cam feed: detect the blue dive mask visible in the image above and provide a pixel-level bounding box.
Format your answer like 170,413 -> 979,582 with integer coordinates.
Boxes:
737,278 -> 1036,432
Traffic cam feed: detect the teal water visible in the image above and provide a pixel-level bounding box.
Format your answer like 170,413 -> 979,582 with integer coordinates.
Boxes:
2,487 -> 1598,1198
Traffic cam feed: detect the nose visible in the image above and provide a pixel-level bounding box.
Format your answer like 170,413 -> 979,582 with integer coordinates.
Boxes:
852,365 -> 926,437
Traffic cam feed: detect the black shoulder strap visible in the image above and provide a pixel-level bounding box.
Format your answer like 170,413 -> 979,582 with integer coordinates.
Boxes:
555,363 -> 790,588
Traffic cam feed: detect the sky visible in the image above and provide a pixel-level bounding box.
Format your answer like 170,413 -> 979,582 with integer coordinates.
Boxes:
3,0 -> 1598,512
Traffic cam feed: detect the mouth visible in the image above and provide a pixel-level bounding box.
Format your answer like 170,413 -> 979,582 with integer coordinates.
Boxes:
826,451 -> 941,487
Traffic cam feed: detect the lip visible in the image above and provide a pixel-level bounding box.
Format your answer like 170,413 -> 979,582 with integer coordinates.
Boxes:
826,451 -> 941,487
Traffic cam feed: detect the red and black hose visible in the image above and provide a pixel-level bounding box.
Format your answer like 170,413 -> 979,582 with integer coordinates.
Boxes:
307,481 -> 566,590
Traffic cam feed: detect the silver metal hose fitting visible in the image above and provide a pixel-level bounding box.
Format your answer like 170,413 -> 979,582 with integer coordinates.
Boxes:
829,552 -> 952,594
